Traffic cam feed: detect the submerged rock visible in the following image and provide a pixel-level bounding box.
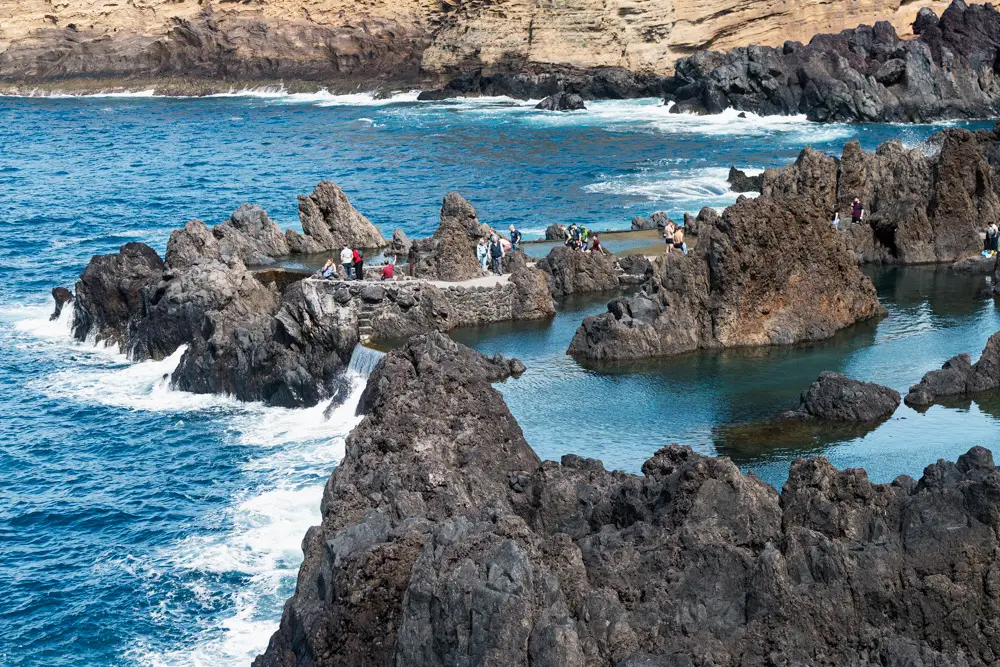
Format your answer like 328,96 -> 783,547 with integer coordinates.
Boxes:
568,193 -> 885,362
535,245 -> 618,297
256,334 -> 1000,667
665,1 -> 1000,122
786,371 -> 900,421
905,331 -> 1000,407
535,92 -> 586,111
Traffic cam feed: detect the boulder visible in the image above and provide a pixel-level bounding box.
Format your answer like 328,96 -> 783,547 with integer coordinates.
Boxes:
50,286 -> 72,321
664,2 -> 1000,122
409,192 -> 492,281
535,92 -> 586,111
388,228 -> 411,257
72,242 -> 165,349
631,211 -> 673,231
296,180 -> 387,252
535,245 -> 619,297
257,334 -> 1000,667
727,166 -> 762,193
568,194 -> 885,361
617,253 -> 653,277
544,223 -> 566,240
508,252 -> 558,319
785,371 -> 900,421
905,330 -> 1000,406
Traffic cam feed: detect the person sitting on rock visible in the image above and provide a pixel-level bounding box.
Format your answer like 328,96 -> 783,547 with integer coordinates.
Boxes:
489,235 -> 504,275
671,227 -> 687,255
590,234 -> 607,254
851,198 -> 865,224
340,245 -> 353,280
476,238 -> 489,272
381,255 -> 396,281
352,248 -> 364,280
509,224 -> 522,251
565,223 -> 580,247
320,257 -> 337,280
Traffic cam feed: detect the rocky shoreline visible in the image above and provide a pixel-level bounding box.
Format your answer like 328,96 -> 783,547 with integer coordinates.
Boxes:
255,331 -> 1000,666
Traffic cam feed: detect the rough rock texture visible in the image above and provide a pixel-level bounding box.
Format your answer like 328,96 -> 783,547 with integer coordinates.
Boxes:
387,228 -> 411,258
535,92 -> 586,111
409,193 -> 492,282
72,241 -> 165,349
630,211 -> 674,231
762,130 -> 1000,265
257,333 -> 1000,667
617,253 -> 654,278
293,181 -> 386,253
569,193 -> 885,361
727,166 -> 762,193
49,286 -> 72,321
536,245 -> 619,297
905,331 -> 1000,406
544,223 -> 566,241
666,1 -> 1000,122
786,371 -> 901,421
0,0 -> 946,96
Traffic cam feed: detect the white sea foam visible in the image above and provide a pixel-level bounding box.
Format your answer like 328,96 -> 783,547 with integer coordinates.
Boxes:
583,166 -> 757,208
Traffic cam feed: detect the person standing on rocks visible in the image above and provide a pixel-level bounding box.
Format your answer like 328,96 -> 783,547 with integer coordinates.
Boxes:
476,238 -> 489,272
663,219 -> 677,252
352,248 -> 364,280
509,224 -> 522,251
489,234 -> 504,275
986,222 -> 999,254
672,227 -> 686,254
851,198 -> 865,224
340,245 -> 353,280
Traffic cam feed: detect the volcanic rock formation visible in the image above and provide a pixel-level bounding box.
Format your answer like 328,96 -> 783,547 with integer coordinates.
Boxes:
288,181 -> 386,254
727,166 -> 763,193
536,245 -> 619,297
568,193 -> 885,362
786,371 -> 901,421
665,0 -> 1000,122
535,92 -> 586,111
256,332 -> 1000,666
761,129 -> 1000,265
408,193 -> 493,282
905,331 -> 1000,406
0,0 -> 947,97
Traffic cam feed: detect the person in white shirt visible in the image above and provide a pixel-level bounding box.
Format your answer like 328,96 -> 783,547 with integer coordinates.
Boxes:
340,245 -> 353,280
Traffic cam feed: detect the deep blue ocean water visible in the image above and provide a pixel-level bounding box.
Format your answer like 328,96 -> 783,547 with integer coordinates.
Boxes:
2,91 -> 999,665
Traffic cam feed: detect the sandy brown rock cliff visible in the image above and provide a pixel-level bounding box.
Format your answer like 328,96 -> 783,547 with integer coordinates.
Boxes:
0,0 -> 949,92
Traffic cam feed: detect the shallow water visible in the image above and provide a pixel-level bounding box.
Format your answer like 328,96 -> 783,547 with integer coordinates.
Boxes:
1,91 -> 996,665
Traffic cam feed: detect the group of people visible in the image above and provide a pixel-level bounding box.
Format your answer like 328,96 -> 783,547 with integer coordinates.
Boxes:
661,220 -> 686,254
831,198 -> 866,228
563,223 -> 607,254
319,245 -> 397,281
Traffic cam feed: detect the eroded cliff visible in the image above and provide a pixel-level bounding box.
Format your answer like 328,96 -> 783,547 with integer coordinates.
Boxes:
0,0 -> 948,93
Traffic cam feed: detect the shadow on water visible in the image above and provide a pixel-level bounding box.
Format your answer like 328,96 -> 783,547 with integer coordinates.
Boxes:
713,417 -> 886,467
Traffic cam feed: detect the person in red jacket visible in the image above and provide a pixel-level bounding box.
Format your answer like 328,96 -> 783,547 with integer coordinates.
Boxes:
381,255 -> 396,281
352,248 -> 364,280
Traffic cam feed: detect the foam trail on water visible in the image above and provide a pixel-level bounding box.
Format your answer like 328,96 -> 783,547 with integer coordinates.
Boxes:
584,166 -> 757,211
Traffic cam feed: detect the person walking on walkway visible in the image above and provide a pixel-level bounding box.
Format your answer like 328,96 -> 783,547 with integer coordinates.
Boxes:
477,238 -> 489,272
340,245 -> 353,280
352,248 -> 364,280
489,235 -> 504,275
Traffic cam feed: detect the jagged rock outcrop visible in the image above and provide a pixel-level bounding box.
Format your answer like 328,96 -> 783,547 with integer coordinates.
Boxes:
387,228 -> 411,258
666,1 -> 1000,122
617,253 -> 654,278
727,166 -> 762,193
409,193 -> 492,281
536,245 -> 619,297
905,330 -> 1000,406
257,333 -> 1000,667
544,223 -> 566,241
535,92 -> 586,111
785,371 -> 901,421
630,211 -> 673,231
291,181 -> 386,254
568,193 -> 884,362
761,130 -> 1000,264
72,241 -> 165,348
49,287 -> 72,321
0,0 -> 946,98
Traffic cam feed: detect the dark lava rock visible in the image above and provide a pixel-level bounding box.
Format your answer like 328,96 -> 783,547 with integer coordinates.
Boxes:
72,241 -> 165,348
50,286 -> 72,321
631,211 -> 674,231
256,333 -> 1000,667
535,92 -> 586,111
418,64 -> 668,101
544,223 -> 566,241
536,245 -> 619,297
409,192 -> 492,281
215,203 -> 290,265
387,228 -> 411,258
905,330 -> 1000,406
617,253 -> 653,277
665,1 -> 1000,122
569,192 -> 885,362
761,132 -> 999,265
727,166 -> 762,193
786,371 -> 900,421
359,284 -> 385,303
291,180 -> 386,253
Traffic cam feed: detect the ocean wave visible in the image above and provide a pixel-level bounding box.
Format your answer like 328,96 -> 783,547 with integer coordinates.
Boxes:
583,166 -> 756,207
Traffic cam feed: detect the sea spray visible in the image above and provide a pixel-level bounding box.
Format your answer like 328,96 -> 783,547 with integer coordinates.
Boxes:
347,343 -> 385,378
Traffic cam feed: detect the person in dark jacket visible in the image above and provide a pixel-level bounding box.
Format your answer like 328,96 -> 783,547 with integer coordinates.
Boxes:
851,198 -> 865,224
352,248 -> 364,280
489,235 -> 504,275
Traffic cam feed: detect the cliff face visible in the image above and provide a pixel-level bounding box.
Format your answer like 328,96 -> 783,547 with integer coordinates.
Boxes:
0,0 -> 948,92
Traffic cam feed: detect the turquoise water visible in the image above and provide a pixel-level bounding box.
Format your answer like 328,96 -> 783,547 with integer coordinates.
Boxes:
1,91 -> 997,665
